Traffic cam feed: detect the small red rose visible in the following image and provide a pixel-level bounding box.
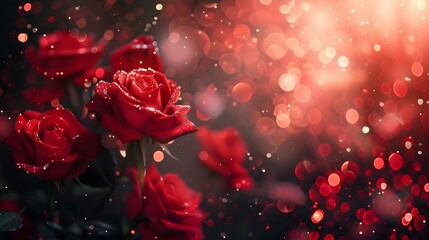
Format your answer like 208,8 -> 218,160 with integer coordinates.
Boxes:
25,30 -> 106,81
3,108 -> 101,180
86,68 -> 197,143
196,126 -> 254,191
110,35 -> 163,73
23,31 -> 106,105
127,165 -> 205,240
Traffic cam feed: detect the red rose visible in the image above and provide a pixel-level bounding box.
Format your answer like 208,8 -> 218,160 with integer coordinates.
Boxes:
110,35 -> 163,73
3,108 -> 101,180
196,127 -> 254,191
86,68 -> 197,143
25,30 -> 106,81
126,165 -> 205,240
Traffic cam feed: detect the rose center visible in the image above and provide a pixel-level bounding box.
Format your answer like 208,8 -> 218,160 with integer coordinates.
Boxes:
39,124 -> 68,147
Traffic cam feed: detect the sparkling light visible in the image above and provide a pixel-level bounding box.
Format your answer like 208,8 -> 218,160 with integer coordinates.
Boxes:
17,33 -> 28,43
311,209 -> 324,224
153,151 -> 164,162
155,4 -> 163,11
327,173 -> 340,187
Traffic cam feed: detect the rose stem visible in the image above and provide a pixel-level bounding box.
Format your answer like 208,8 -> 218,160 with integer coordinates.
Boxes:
66,84 -> 81,111
137,138 -> 150,186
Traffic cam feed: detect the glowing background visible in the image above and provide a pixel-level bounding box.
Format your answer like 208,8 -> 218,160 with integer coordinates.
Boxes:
1,0 -> 429,239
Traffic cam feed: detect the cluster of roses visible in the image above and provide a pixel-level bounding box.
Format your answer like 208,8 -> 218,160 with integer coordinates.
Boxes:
2,31 -> 254,239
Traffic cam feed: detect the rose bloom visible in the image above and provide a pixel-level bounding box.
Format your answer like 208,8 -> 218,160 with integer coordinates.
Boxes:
3,108 -> 101,180
127,165 -> 205,240
25,30 -> 106,80
86,68 -> 197,143
110,35 -> 163,73
196,127 -> 254,190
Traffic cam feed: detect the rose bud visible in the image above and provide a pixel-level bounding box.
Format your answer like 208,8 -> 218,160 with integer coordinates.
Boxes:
196,126 -> 254,191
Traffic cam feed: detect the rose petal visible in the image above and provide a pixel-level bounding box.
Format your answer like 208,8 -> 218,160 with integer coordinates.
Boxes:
163,174 -> 202,212
196,126 -> 253,190
20,111 -> 43,122
97,113 -> 142,143
126,166 -> 168,219
197,127 -> 246,164
127,82 -> 162,109
143,106 -> 197,143
109,35 -> 163,73
40,129 -> 68,147
17,153 -> 78,180
42,109 -> 82,137
64,129 -> 101,179
3,132 -> 33,165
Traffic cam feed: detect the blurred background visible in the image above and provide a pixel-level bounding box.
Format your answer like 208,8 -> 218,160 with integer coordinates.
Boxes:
2,0 -> 429,239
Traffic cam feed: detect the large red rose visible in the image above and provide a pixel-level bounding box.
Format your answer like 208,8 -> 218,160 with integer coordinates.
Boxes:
85,68 -> 197,143
110,35 -> 163,73
25,30 -> 106,81
196,127 -> 254,191
126,165 -> 205,240
3,108 -> 101,180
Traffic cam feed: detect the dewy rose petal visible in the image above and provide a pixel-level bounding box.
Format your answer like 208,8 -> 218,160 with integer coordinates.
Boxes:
86,68 -> 197,143
2,108 -> 101,180
126,165 -> 205,240
110,35 -> 163,73
196,126 -> 254,191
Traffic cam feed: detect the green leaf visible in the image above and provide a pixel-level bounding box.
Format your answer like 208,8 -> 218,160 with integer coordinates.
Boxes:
0,211 -> 23,232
